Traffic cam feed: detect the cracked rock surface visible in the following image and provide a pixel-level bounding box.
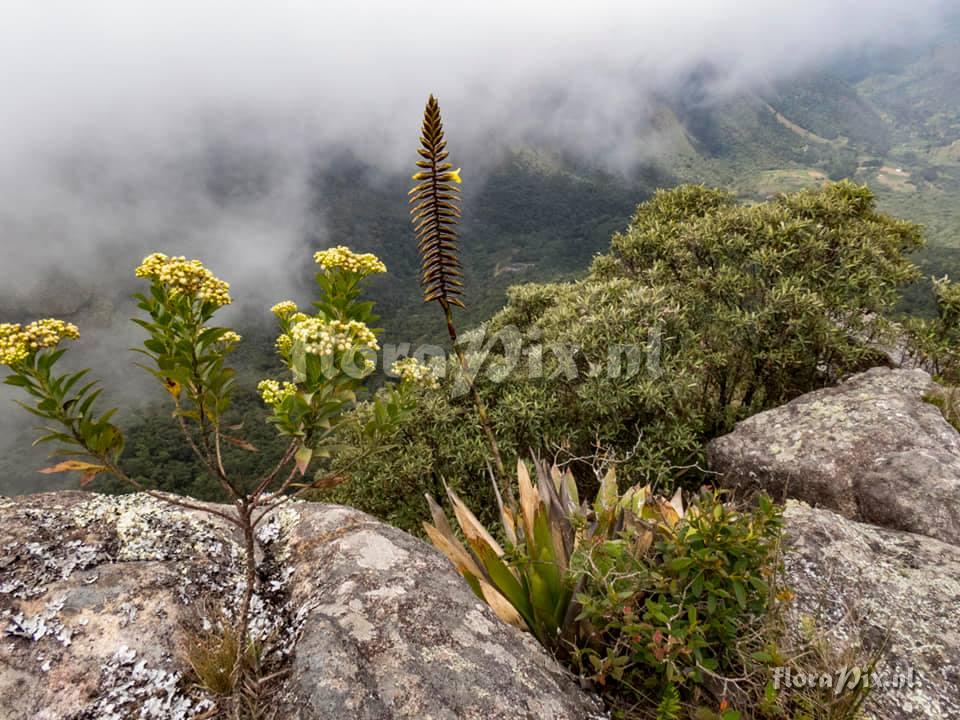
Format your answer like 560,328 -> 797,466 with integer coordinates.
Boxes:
707,367 -> 960,545
783,501 -> 960,720
0,491 -> 602,720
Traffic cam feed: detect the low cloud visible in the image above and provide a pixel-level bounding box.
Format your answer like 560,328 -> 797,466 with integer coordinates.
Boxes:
0,1 -> 949,491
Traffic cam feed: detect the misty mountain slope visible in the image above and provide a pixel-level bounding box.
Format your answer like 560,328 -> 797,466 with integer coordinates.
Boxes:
760,72 -> 891,153
856,35 -> 960,146
652,19 -> 960,312
0,147 -> 657,495
3,4 -> 960,499
310,147 -> 659,345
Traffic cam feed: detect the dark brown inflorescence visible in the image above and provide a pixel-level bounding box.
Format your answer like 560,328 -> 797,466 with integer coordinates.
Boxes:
409,94 -> 465,309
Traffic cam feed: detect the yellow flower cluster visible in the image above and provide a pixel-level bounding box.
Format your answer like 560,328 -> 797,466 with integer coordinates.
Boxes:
0,319 -> 81,366
313,246 -> 387,276
391,357 -> 440,390
23,319 -> 80,350
257,379 -> 297,406
0,324 -> 29,366
135,253 -> 232,307
271,300 -> 298,318
289,312 -> 309,325
275,334 -> 293,355
219,330 -> 242,345
135,252 -> 168,279
290,317 -> 379,357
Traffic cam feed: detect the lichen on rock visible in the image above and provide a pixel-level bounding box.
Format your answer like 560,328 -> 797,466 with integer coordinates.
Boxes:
1,492 -> 603,719
783,501 -> 960,720
708,367 -> 960,544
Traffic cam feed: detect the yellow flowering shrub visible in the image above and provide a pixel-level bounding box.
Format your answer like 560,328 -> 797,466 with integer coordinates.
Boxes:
314,246 -> 387,276
135,253 -> 232,306
258,246 -> 408,447
290,318 -> 379,357
391,357 -> 440,390
257,379 -> 297,406
2,244 -> 404,659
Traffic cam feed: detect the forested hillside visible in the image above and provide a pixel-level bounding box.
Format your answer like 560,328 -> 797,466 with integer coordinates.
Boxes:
3,12 -> 960,496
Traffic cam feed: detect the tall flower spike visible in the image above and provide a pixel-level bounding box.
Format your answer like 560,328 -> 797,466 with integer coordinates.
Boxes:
409,94 -> 465,309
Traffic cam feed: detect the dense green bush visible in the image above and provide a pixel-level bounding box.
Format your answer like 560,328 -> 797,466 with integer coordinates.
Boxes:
420,454 -> 789,718
904,275 -> 960,383
327,182 -> 923,533
593,181 -> 921,434
570,491 -> 782,715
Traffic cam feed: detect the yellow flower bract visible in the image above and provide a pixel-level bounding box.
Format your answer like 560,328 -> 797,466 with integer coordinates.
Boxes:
313,246 -> 386,276
391,357 -> 440,390
135,252 -> 168,279
275,334 -> 293,356
257,379 -> 297,406
0,319 -> 80,366
0,323 -> 28,366
290,317 -> 379,357
271,301 -> 298,318
135,253 -> 232,307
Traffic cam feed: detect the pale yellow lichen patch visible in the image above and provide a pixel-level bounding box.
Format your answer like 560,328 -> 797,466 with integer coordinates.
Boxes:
420,645 -> 480,674
339,531 -> 409,571
364,585 -> 407,601
315,602 -> 376,642
463,609 -> 496,637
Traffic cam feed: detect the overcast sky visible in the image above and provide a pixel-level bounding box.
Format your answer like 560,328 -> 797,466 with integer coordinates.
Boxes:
0,1 -> 949,162
0,0 -> 950,304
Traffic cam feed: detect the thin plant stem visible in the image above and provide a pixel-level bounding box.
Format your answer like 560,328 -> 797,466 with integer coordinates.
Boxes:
441,301 -> 513,510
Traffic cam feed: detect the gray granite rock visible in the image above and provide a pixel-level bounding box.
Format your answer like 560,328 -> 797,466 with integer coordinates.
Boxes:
0,492 -> 602,720
277,504 -> 605,720
783,500 -> 960,720
708,367 -> 960,545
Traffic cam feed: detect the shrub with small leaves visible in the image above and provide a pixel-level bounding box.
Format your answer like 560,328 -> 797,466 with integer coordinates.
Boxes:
569,491 -> 783,714
332,182 -> 923,533
1,245 -> 405,660
904,275 -> 960,384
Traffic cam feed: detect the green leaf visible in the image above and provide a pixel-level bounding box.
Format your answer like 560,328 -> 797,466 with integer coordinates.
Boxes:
471,541 -> 537,634
3,374 -> 32,388
295,445 -> 313,475
732,579 -> 747,609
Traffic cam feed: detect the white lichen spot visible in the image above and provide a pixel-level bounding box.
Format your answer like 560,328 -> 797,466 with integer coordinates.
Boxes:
420,645 -> 479,674
5,596 -> 70,646
364,585 -> 407,601
339,531 -> 409,571
78,645 -> 213,720
118,602 -> 137,628
463,609 -> 495,637
256,506 -> 301,552
315,602 -> 377,642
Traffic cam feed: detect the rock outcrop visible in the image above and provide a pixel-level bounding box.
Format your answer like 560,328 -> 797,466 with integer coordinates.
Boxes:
707,367 -> 960,545
782,501 -> 960,720
709,366 -> 960,719
0,492 -> 603,720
